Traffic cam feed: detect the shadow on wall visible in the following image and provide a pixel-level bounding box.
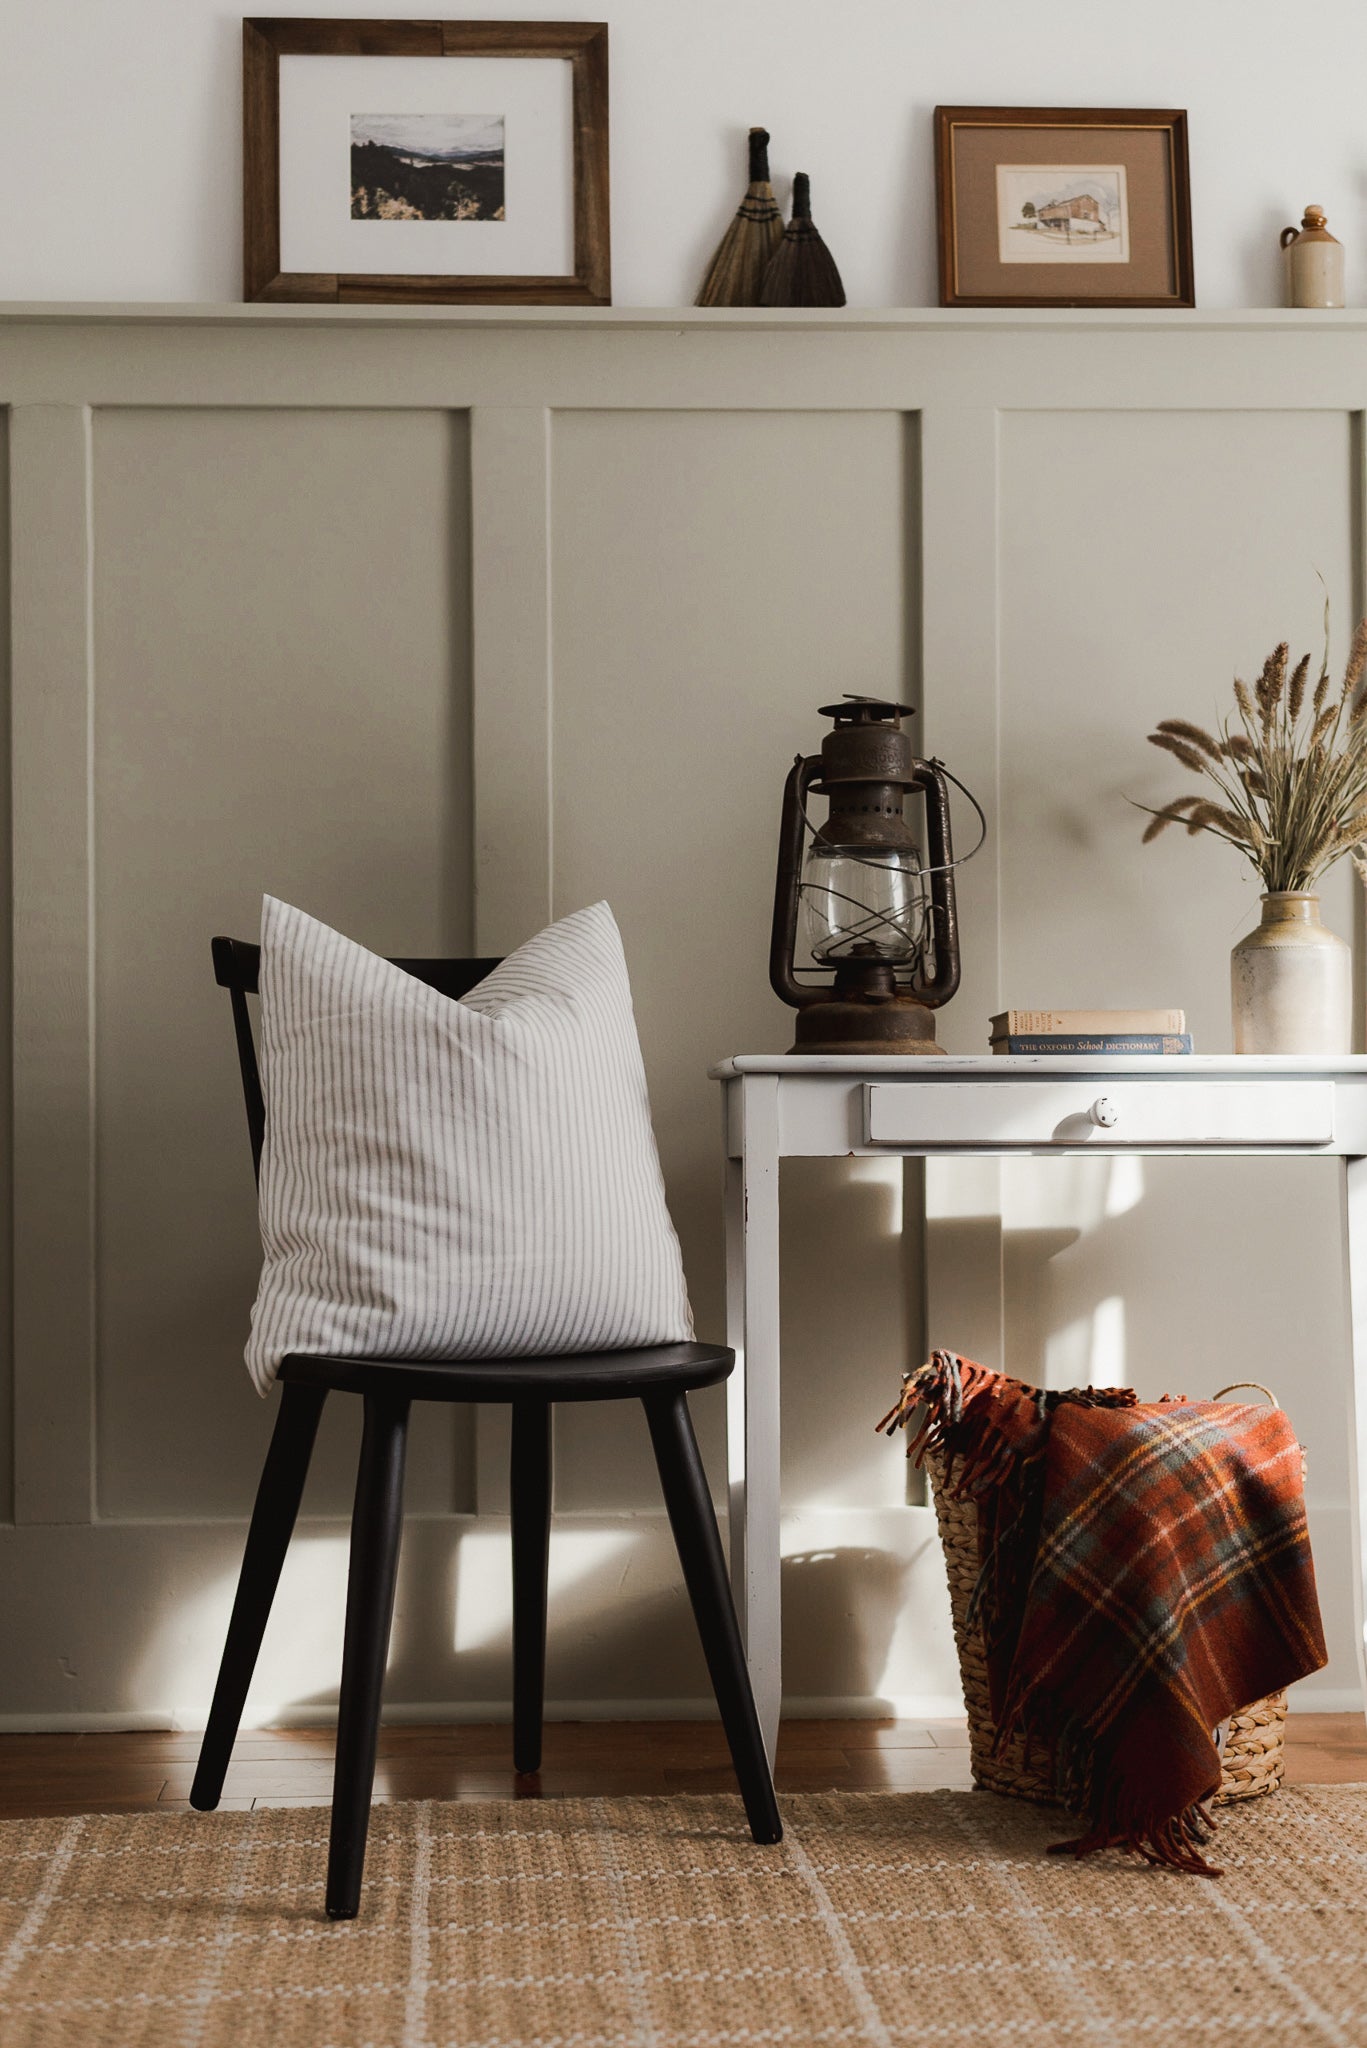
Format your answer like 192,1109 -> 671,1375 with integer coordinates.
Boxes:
779,1546 -> 913,1703
320,1542 -> 911,1718
156,1530 -> 920,1725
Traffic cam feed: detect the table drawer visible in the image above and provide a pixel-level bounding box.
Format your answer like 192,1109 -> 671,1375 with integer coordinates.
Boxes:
863,1080 -> 1335,1149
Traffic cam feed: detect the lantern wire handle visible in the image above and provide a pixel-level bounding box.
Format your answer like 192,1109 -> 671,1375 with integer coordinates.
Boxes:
925,760 -> 988,879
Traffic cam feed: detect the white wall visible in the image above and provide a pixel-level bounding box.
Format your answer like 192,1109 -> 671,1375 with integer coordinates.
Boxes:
3,0 -> 1366,309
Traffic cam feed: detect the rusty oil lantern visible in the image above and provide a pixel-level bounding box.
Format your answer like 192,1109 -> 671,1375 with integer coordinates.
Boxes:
769,698 -> 972,1055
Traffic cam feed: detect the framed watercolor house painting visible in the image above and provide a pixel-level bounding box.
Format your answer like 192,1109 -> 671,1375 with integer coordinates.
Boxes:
935,107 -> 1193,308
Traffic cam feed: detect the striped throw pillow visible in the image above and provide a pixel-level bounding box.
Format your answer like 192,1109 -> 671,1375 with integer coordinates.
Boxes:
244,897 -> 694,1392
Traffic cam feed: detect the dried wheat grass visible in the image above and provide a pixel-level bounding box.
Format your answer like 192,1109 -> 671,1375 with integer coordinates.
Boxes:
1138,614 -> 1367,891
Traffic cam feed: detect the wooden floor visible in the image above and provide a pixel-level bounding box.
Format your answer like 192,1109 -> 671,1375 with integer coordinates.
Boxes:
0,1715 -> 1363,1821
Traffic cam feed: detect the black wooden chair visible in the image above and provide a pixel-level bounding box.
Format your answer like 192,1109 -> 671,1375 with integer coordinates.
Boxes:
190,937 -> 782,1918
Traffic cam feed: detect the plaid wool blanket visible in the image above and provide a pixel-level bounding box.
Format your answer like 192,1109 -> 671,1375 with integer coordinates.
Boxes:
880,1352 -> 1327,1874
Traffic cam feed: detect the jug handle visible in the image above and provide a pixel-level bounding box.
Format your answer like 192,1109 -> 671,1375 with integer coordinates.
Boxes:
1280,225 -> 1299,249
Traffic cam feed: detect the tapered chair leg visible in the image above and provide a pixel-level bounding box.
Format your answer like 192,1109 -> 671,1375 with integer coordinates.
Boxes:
511,1399 -> 552,1774
644,1392 -> 783,1844
326,1394 -> 410,1920
191,1382 -> 327,1812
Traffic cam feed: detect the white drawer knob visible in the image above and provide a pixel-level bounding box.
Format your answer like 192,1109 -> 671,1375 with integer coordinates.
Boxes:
1090,1096 -> 1119,1128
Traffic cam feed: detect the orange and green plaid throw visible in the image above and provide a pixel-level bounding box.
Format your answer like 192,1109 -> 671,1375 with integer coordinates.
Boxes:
879,1352 -> 1327,1875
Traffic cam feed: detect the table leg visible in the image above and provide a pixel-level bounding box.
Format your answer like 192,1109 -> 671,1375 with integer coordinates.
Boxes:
1341,1155 -> 1367,1728
724,1076 -> 782,1765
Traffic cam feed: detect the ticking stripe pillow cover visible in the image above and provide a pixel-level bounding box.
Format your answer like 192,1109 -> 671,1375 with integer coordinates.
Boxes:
244,897 -> 693,1393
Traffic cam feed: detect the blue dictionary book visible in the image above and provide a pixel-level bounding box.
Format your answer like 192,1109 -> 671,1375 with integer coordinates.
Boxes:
993,1033 -> 1193,1055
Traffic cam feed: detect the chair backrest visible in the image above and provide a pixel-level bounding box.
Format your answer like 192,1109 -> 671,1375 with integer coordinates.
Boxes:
212,936 -> 503,1183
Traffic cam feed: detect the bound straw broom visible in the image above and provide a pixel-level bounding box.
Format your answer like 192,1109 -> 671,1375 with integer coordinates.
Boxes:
758,172 -> 846,307
696,128 -> 784,307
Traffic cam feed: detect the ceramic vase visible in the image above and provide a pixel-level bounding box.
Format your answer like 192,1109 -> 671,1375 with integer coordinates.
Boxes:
1280,205 -> 1345,308
1230,892 -> 1351,1053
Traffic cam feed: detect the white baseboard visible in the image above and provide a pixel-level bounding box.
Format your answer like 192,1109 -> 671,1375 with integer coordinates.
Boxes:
1,1686 -> 1355,1735
783,1694 -> 970,1721
0,1710 -> 180,1733
1286,1685 -> 1364,1713
255,1692 -> 974,1730
0,1693 -> 970,1734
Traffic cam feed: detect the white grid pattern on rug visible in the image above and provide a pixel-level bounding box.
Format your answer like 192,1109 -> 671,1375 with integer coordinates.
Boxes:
2,1788 -> 1365,2046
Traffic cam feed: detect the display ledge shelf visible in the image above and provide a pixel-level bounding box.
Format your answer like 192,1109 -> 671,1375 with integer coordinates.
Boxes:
6,302 -> 1367,335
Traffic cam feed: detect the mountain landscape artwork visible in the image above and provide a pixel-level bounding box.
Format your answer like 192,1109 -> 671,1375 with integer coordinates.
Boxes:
351,114 -> 506,221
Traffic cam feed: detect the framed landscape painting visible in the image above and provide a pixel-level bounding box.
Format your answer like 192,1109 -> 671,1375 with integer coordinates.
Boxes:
243,19 -> 610,304
935,107 -> 1193,308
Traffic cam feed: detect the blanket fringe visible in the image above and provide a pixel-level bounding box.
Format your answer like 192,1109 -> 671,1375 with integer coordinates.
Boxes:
1046,1789 -> 1223,1878
1000,1684 -> 1223,1877
877,1352 -> 1040,1497
877,1350 -> 1135,1497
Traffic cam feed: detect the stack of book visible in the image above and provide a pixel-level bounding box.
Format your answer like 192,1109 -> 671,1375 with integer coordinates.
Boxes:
989,1008 -> 1191,1055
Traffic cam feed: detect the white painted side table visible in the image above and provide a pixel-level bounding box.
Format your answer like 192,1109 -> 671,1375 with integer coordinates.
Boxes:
713,1052 -> 1367,1761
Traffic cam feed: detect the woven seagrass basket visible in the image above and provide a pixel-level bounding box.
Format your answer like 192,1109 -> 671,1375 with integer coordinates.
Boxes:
929,1380 -> 1293,1809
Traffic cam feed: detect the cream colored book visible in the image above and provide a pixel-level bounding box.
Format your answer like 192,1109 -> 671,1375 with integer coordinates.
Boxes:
989,1007 -> 1185,1038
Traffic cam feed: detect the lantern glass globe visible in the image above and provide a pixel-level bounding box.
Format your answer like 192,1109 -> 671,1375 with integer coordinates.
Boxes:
800,843 -> 928,965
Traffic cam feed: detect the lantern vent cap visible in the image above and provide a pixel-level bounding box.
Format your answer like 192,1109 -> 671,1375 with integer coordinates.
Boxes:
817,696 -> 915,726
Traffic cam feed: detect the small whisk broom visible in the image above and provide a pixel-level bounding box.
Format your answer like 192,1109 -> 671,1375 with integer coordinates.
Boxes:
696,128 -> 784,307
758,172 -> 846,307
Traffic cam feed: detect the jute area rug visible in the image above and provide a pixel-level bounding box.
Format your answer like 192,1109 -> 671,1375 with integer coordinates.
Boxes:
2,1787 -> 1365,2048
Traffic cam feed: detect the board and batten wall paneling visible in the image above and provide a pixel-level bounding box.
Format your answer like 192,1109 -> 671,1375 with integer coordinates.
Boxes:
2,309 -> 1366,1724
997,407 -> 1359,1692
548,418 -> 922,1444
547,408 -> 943,1705
0,408 -> 11,1526
89,407 -> 476,1522
9,403 -> 94,1530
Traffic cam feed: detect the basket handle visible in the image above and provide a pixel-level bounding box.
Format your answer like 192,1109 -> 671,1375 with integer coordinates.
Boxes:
1212,1381 -> 1279,1408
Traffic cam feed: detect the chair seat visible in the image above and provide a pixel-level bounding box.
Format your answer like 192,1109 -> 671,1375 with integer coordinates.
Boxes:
277,1340 -> 733,1404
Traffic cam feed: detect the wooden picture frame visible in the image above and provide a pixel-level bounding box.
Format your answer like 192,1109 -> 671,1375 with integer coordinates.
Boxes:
935,107 -> 1193,309
243,18 -> 610,304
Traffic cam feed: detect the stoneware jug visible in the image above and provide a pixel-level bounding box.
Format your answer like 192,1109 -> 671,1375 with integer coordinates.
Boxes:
1231,892 -> 1351,1053
1280,206 -> 1345,309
